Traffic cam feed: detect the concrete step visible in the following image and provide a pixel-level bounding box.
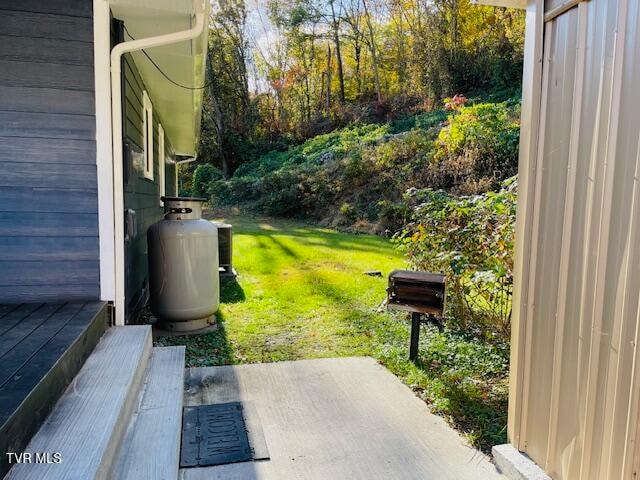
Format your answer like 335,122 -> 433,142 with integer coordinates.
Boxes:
115,346 -> 185,480
5,325 -> 152,480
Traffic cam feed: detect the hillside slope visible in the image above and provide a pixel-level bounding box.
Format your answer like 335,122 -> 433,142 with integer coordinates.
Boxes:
200,97 -> 521,234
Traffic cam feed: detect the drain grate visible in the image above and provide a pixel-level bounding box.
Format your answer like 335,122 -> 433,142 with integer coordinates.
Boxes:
180,402 -> 253,468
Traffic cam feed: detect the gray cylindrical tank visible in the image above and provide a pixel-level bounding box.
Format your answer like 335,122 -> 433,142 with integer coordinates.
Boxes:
148,197 -> 219,332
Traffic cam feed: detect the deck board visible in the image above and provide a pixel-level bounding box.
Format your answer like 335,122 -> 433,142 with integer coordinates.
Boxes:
0,303 -> 84,388
0,304 -> 62,358
115,346 -> 185,480
5,326 -> 152,480
0,302 -> 105,419
0,301 -> 109,477
0,303 -> 42,335
0,304 -> 19,319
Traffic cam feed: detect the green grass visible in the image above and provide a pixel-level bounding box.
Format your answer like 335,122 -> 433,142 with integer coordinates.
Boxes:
155,214 -> 509,452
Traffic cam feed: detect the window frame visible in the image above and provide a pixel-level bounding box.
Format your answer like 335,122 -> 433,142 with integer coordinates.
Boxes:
175,163 -> 179,196
158,123 -> 165,205
142,90 -> 154,181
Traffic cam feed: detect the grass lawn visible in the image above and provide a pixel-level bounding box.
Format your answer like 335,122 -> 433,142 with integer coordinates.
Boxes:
155,214 -> 509,452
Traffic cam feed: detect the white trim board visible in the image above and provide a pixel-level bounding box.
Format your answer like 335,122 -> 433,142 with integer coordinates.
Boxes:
93,0 -> 116,305
159,123 -> 165,205
142,90 -> 154,181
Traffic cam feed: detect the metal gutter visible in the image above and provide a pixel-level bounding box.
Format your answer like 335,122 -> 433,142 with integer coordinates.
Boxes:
176,155 -> 198,165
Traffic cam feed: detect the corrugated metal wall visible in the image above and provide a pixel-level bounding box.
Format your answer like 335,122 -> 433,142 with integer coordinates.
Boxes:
511,0 -> 640,478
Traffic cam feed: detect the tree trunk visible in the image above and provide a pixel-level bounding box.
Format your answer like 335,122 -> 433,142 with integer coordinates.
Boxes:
326,44 -> 332,111
329,0 -> 346,103
206,59 -> 228,178
395,9 -> 406,98
362,0 -> 381,102
354,40 -> 362,97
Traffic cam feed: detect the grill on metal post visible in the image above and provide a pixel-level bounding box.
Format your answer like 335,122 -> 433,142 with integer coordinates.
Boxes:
386,270 -> 446,362
215,223 -> 236,277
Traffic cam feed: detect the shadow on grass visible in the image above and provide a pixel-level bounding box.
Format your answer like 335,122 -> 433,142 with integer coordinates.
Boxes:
394,325 -> 510,453
221,278 -> 245,303
433,376 -> 509,452
155,310 -> 237,367
303,270 -> 354,306
233,219 -> 396,256
282,232 -> 392,256
264,234 -> 301,259
156,277 -> 248,367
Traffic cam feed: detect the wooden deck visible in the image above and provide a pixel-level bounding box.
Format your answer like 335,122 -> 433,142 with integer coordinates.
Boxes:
0,302 -> 109,477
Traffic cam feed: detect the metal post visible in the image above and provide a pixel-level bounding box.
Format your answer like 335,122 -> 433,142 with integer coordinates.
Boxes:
409,312 -> 421,362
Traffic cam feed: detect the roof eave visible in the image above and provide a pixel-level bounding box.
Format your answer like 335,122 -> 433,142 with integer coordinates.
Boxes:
107,0 -> 209,156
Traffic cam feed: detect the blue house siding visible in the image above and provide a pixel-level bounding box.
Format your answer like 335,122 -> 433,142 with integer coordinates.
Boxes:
120,50 -> 178,321
0,1 -> 100,303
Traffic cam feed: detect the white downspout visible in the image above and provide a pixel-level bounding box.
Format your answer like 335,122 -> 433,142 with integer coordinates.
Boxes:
110,9 -> 206,326
176,156 -> 198,165
175,155 -> 198,197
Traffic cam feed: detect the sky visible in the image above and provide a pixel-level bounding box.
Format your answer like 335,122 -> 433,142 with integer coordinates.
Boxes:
245,0 -> 279,92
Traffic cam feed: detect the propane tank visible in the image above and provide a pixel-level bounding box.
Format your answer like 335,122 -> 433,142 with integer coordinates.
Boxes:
148,197 -> 219,331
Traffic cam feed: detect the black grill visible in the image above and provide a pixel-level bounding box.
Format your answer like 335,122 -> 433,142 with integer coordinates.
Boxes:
387,270 -> 447,362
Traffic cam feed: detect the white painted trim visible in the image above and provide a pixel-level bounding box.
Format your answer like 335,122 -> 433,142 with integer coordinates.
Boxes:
158,123 -> 165,205
142,90 -> 154,181
93,0 -> 116,304
508,0 -> 544,448
110,9 -> 207,326
175,162 -> 179,196
544,0 -> 587,22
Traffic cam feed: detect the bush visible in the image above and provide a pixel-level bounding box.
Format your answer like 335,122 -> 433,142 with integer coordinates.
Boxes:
201,97 -> 521,236
396,177 -> 517,339
430,101 -> 520,194
339,202 -> 356,222
257,169 -> 304,217
389,110 -> 447,134
208,177 -> 258,207
191,164 -> 223,197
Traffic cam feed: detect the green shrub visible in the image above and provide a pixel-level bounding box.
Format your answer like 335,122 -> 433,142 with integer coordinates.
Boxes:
396,177 -> 517,339
191,164 -> 223,197
388,110 -> 447,134
376,200 -> 411,234
339,202 -> 356,221
431,102 -> 520,194
257,169 -> 303,217
201,98 -> 520,236
208,176 -> 257,207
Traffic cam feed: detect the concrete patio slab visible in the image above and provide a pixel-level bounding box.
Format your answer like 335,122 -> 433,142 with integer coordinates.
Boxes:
180,357 -> 505,480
